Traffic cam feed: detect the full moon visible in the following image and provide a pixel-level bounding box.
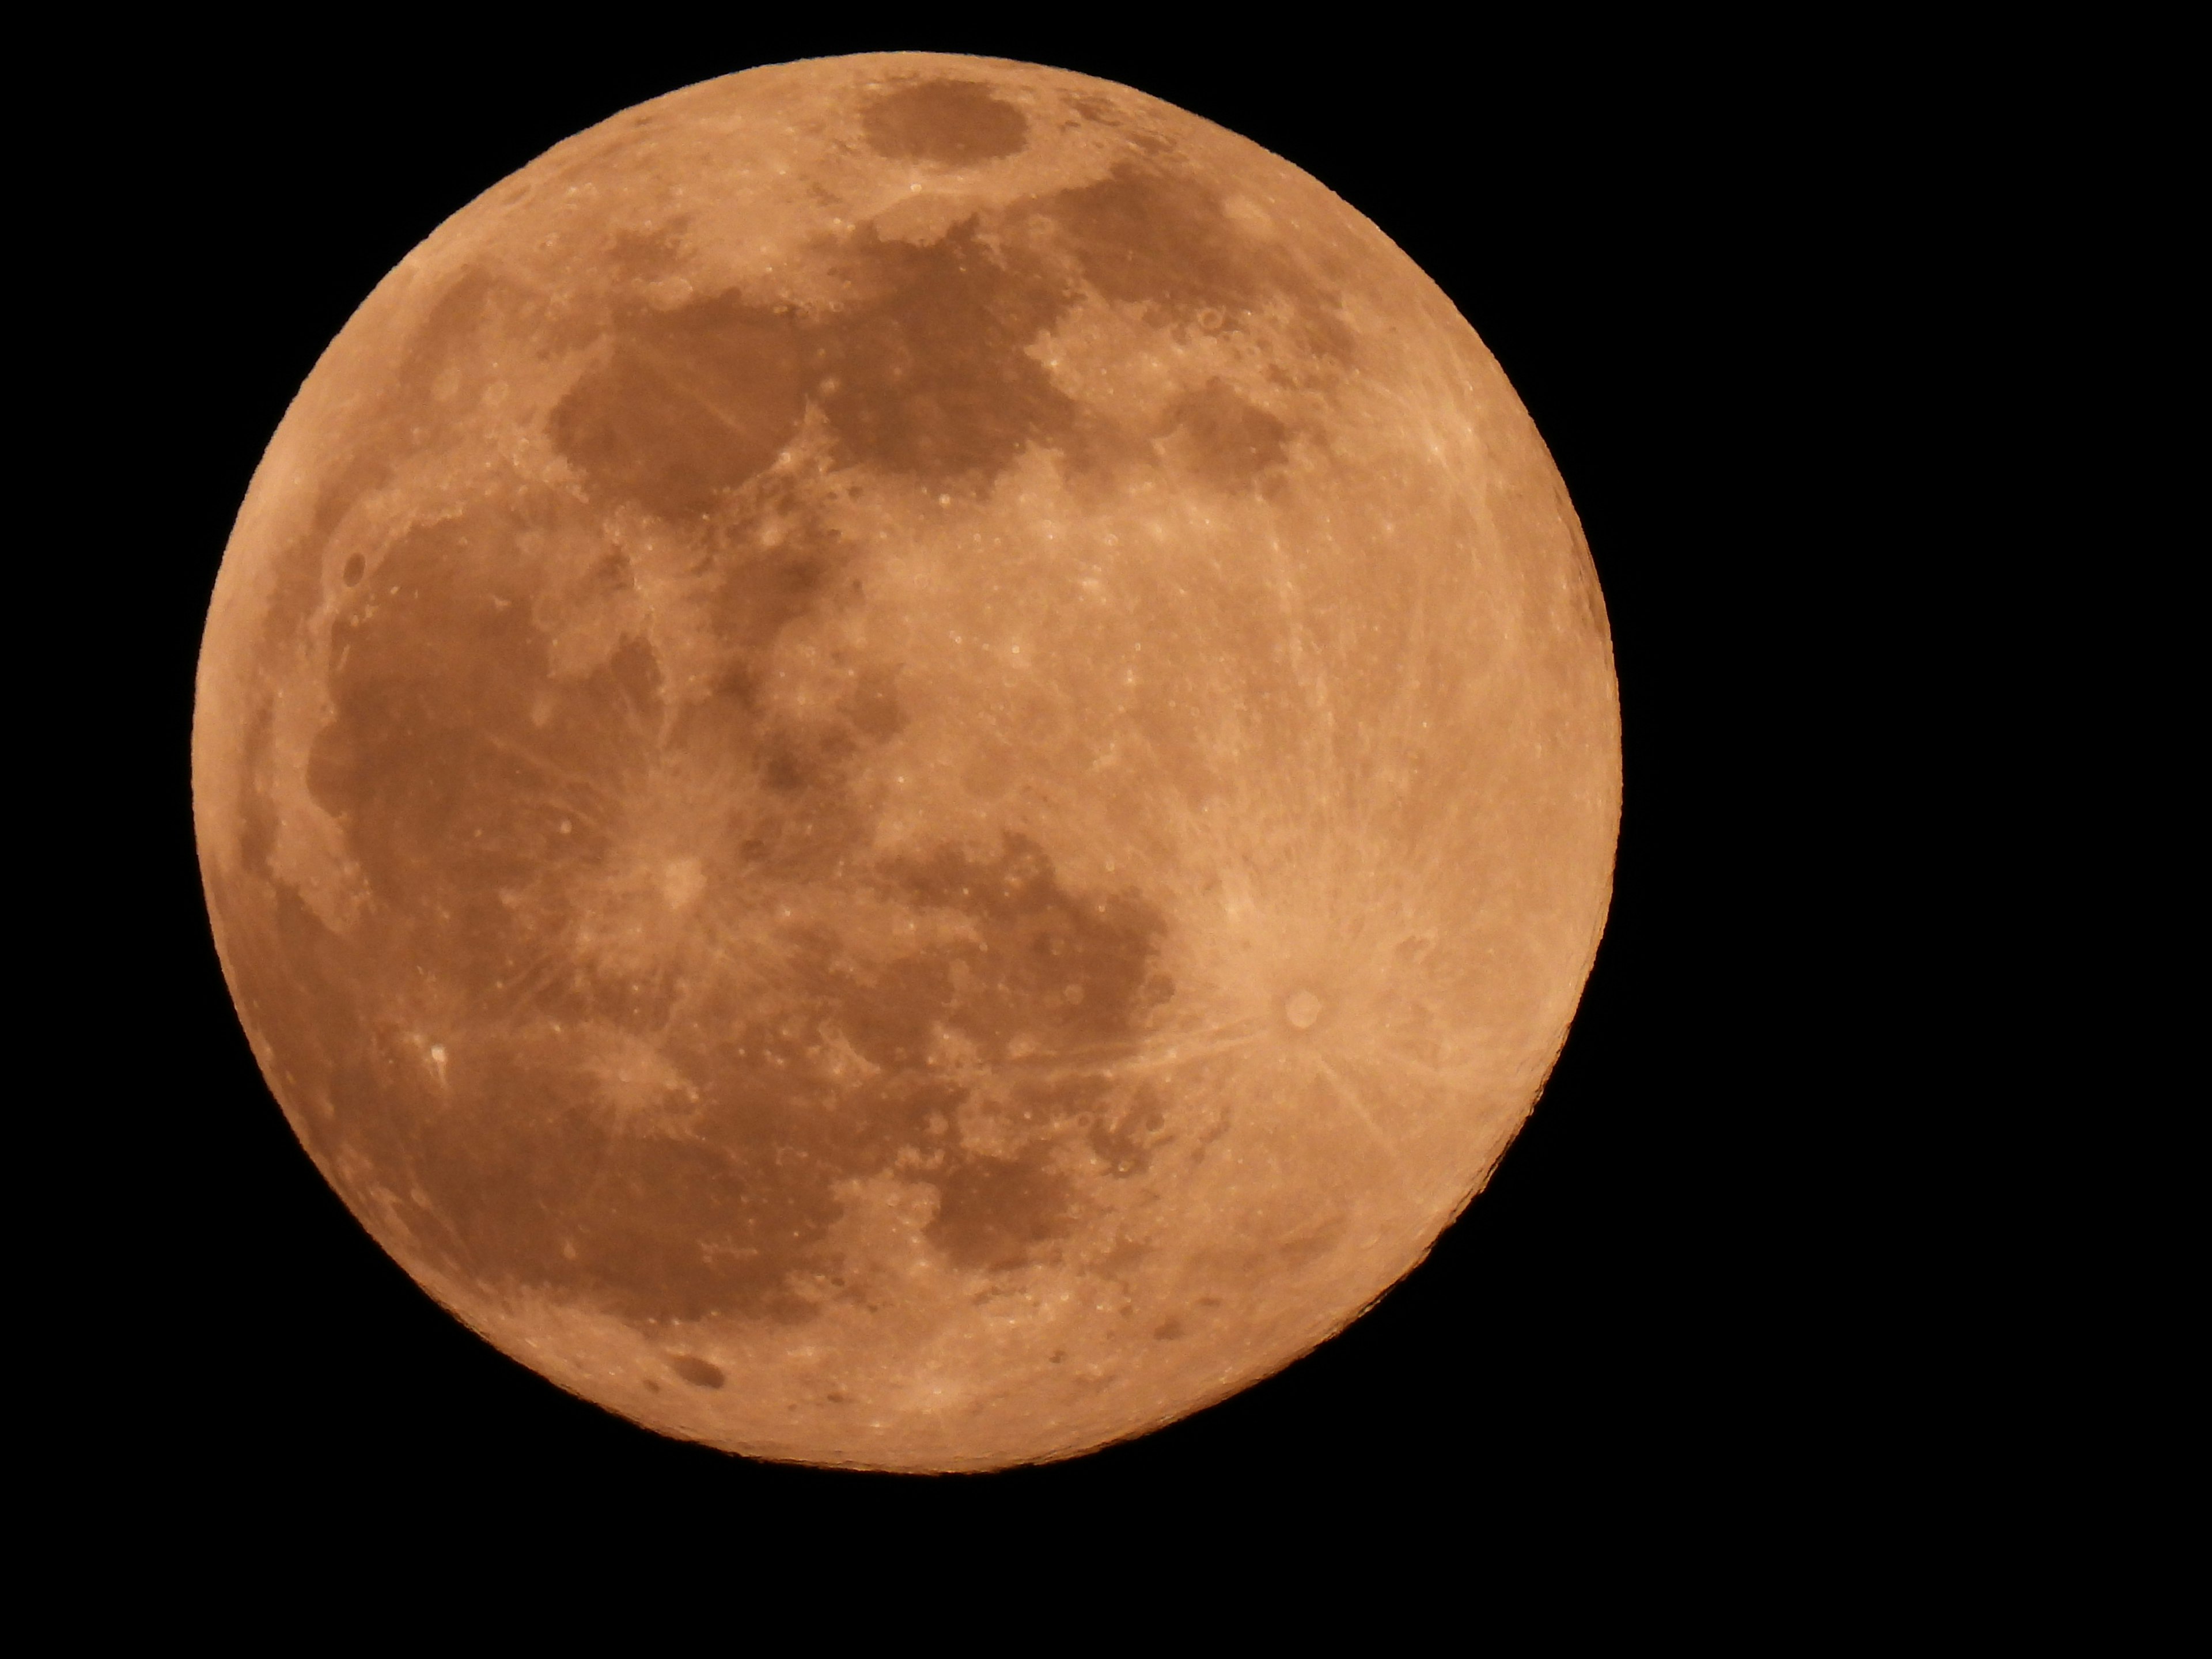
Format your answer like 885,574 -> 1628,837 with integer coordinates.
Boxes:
194,54 -> 1619,1471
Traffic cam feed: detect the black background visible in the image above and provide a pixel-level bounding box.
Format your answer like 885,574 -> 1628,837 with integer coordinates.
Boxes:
102,20 -> 1865,1557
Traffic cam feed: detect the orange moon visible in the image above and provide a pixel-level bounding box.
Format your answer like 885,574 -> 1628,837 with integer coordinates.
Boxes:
193,52 -> 1619,1472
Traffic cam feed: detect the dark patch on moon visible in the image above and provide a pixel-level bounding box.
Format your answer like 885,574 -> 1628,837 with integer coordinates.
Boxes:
551,220 -> 1079,515
930,1152 -> 1075,1270
1043,162 -> 1274,322
1029,160 -> 1354,361
813,222 -> 1078,484
669,1354 -> 726,1389
862,81 -> 1029,165
551,294 -> 808,521
1168,382 -> 1291,490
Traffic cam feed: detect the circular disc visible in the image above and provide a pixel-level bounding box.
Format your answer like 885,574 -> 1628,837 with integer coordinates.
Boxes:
193,52 -> 1620,1471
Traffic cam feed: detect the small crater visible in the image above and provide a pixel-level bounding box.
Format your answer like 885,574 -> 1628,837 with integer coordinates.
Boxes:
863,81 -> 1029,165
1284,990 -> 1323,1030
669,1354 -> 726,1389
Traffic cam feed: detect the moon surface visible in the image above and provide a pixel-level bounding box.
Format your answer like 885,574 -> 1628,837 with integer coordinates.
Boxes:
194,54 -> 1619,1471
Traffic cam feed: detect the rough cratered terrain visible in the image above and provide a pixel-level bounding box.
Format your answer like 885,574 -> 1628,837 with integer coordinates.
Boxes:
194,55 -> 1620,1470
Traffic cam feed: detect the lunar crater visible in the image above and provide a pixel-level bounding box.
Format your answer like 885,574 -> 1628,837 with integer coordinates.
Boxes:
862,80 -> 1032,168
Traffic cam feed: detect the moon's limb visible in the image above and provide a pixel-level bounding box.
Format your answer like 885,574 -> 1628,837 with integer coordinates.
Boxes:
194,53 -> 1619,1470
